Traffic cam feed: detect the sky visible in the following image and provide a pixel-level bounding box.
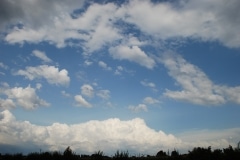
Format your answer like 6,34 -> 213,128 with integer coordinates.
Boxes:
0,0 -> 240,156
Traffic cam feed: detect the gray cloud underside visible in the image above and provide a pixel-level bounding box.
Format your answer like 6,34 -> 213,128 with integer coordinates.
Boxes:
0,0 -> 84,30
2,0 -> 240,48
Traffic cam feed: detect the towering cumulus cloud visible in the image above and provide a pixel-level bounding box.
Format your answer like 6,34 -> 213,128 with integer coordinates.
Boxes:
0,110 -> 180,154
1,110 -> 239,155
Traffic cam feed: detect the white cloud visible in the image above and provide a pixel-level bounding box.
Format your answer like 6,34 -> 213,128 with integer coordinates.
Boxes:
61,90 -> 71,97
84,60 -> 93,66
78,84 -> 110,102
0,62 -> 8,70
160,52 -> 240,106
71,3 -> 122,53
221,86 -> 240,104
97,90 -> 111,100
128,104 -> 148,113
98,61 -> 112,71
143,97 -> 160,105
123,0 -> 240,48
0,0 -> 84,30
74,95 -> 92,108
114,66 -> 122,75
141,80 -> 156,88
32,50 -> 52,63
109,45 -> 156,69
140,80 -> 158,92
128,97 -> 160,113
15,65 -> 70,86
0,85 -> 49,109
35,83 -> 42,90
1,110 -> 238,155
177,128 -> 240,152
81,84 -> 94,98
3,0 -> 240,49
0,110 -> 181,155
0,99 -> 16,109
117,66 -> 123,71
4,2 -> 121,50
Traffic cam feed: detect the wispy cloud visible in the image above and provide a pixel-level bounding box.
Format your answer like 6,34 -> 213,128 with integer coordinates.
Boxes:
141,79 -> 157,92
32,50 -> 52,63
143,97 -> 160,105
74,95 -> 92,108
0,62 -> 8,70
97,90 -> 111,100
128,104 -> 148,113
61,90 -> 71,97
160,52 -> 240,106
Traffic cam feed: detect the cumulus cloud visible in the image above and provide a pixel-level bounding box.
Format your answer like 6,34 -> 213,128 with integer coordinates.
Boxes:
160,52 -> 240,106
177,128 -> 240,151
0,110 -> 179,154
15,65 -> 70,86
35,83 -> 42,90
123,0 -> 240,48
2,0 -> 240,50
97,90 -> 111,100
74,2 -> 121,52
0,0 -> 84,31
141,80 -> 156,88
4,2 -> 121,49
76,84 -> 111,106
84,60 -> 93,66
0,110 -> 238,155
128,97 -> 160,113
81,84 -> 94,98
0,62 -> 8,70
114,66 -> 124,75
98,61 -> 112,71
32,50 -> 52,63
0,99 -> 15,109
128,104 -> 148,113
74,95 -> 92,108
0,85 -> 49,109
109,45 -> 156,69
140,80 -> 158,92
61,90 -> 71,97
143,97 -> 160,105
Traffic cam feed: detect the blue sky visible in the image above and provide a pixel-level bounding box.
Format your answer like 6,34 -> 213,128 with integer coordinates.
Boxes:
0,0 -> 240,155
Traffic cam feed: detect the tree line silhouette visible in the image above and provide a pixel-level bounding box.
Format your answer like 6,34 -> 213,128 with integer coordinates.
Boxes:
0,145 -> 240,160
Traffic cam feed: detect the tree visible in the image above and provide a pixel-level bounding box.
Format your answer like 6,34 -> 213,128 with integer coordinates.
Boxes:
171,149 -> 179,157
113,150 -> 129,160
156,150 -> 167,158
91,150 -> 104,160
63,146 -> 76,160
188,146 -> 212,160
